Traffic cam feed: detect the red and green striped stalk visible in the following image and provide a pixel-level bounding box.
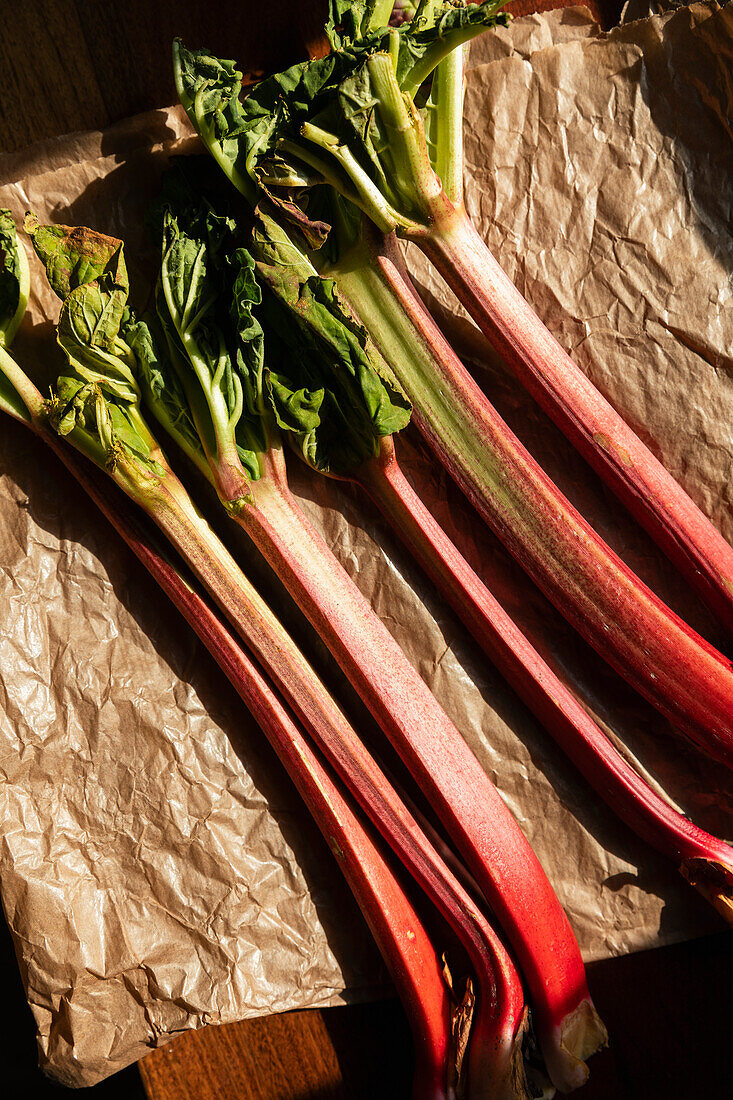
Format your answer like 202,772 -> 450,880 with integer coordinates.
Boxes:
327,221 -> 733,769
413,39 -> 733,636
356,436 -> 733,927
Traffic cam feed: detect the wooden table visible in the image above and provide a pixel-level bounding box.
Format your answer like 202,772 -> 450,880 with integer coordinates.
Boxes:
2,3 -> 731,1098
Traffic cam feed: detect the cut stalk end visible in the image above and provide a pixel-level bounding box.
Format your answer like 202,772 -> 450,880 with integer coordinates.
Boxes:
466,1003 -> 535,1100
542,999 -> 607,1094
680,857 -> 733,927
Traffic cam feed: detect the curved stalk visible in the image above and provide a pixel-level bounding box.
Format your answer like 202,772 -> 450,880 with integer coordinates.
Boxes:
61,454 -> 456,1100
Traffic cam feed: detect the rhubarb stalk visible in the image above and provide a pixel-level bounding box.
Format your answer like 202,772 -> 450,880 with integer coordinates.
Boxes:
357,438 -> 733,927
325,3 -> 733,633
63,470 -> 458,1100
417,206 -> 733,631
19,214 -> 534,1098
327,222 -> 733,767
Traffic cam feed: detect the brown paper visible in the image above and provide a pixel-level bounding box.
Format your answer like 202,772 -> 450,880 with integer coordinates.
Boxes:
0,3 -> 731,1086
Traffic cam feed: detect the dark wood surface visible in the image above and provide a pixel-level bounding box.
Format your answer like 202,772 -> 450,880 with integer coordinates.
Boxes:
2,3 -> 731,1099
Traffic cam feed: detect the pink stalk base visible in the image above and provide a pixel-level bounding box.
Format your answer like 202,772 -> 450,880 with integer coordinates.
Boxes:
231,449 -> 604,1093
417,208 -> 733,635
343,225 -> 733,770
36,428 -> 525,1100
356,439 -> 733,925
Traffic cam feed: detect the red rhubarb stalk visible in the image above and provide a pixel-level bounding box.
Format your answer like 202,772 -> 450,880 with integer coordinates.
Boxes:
67,461 -> 456,1100
225,445 -> 604,1092
0,351 -> 529,1100
57,447 -> 531,1100
403,28 -> 733,633
356,436 -> 733,926
327,223 -> 733,770
418,204 -> 733,635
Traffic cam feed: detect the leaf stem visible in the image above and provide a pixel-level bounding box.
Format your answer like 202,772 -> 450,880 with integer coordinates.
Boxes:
431,46 -> 465,207
0,344 -> 42,425
299,123 -> 402,233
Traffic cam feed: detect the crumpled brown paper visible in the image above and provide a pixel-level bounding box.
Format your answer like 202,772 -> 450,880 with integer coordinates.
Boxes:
0,2 -> 731,1087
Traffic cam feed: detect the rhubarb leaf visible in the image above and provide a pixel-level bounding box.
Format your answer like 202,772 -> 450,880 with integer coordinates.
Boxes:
28,219 -> 165,480
152,182 -> 267,486
175,3 -> 508,237
27,217 -> 140,403
250,209 -> 411,474
229,244 -> 324,461
150,162 -> 408,480
57,267 -> 140,406
125,313 -> 209,474
326,1 -> 396,49
25,214 -> 128,300
0,210 -> 29,349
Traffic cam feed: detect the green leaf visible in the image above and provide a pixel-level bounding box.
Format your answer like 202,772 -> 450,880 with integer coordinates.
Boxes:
125,314 -> 207,471
228,247 -> 273,475
57,271 -> 140,406
251,209 -> 411,474
28,219 -> 166,484
155,189 -> 255,468
0,210 -> 29,349
25,214 -> 128,300
148,163 -> 266,489
48,375 -> 97,436
28,217 -> 139,404
176,3 -> 508,240
48,373 -> 162,479
173,42 -> 255,195
325,1 -> 396,49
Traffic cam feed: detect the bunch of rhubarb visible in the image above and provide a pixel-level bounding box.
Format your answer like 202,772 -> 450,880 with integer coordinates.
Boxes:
170,1 -> 733,775
23,175 -> 606,1089
1,1 -> 731,1094
2,209 -> 540,1099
